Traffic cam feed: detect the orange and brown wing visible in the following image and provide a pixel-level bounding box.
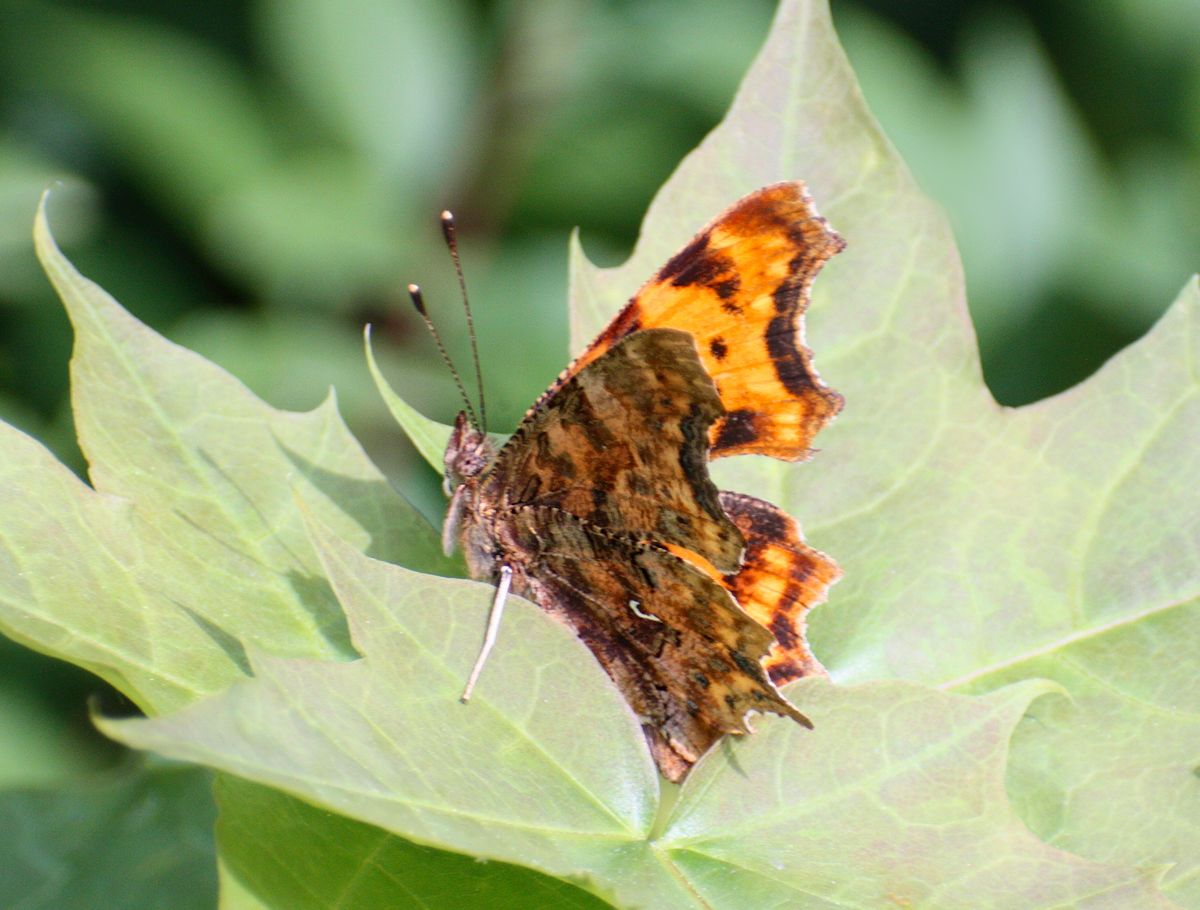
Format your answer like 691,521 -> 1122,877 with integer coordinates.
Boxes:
718,492 -> 839,685
664,492 -> 838,687
569,181 -> 845,461
506,506 -> 808,783
482,329 -> 808,781
485,328 -> 743,573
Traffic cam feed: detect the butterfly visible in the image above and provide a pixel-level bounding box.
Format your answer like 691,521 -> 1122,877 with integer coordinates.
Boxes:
434,182 -> 843,782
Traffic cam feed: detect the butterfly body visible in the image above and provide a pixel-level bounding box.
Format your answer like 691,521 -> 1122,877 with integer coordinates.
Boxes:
440,183 -> 844,781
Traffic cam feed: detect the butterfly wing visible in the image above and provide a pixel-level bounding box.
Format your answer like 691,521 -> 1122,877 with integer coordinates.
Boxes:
477,329 -> 807,779
718,491 -> 839,685
505,506 -> 807,782
658,490 -> 839,689
483,327 -> 743,573
449,188 -> 842,780
547,181 -> 844,461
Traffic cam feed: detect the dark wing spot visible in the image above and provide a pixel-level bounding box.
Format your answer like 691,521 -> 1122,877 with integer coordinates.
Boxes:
709,337 -> 728,361
714,408 -> 759,450
727,492 -> 788,540
769,612 -> 800,651
676,255 -> 729,288
714,277 -> 740,300
788,559 -> 814,585
731,651 -> 761,676
772,268 -> 803,314
766,312 -> 816,396
658,231 -> 735,289
767,659 -> 802,685
721,301 -> 743,316
659,233 -> 710,282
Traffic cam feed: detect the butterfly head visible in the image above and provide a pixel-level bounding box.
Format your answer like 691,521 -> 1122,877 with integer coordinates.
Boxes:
443,410 -> 495,496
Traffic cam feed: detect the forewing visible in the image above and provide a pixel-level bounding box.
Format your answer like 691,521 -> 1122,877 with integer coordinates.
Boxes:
565,182 -> 845,460
485,328 -> 743,573
504,506 -> 808,782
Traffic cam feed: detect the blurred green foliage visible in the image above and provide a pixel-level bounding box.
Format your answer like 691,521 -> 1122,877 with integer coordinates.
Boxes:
1,760 -> 218,909
0,0 -> 1196,905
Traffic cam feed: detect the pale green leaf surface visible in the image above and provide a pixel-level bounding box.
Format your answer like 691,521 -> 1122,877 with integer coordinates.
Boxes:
662,681 -> 1168,909
996,636 -> 1200,908
0,419 -> 235,709
102,574 -> 1172,907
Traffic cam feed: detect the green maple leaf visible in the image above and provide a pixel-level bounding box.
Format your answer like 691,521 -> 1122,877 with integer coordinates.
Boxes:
1,0 -> 1196,907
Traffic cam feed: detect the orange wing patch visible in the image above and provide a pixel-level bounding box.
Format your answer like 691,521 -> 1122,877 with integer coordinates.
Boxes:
717,491 -> 838,685
665,491 -> 837,688
572,182 -> 844,460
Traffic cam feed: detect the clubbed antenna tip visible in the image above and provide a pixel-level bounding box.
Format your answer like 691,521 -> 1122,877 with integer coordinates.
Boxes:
407,280 -> 479,429
438,209 -> 487,431
407,283 -> 428,317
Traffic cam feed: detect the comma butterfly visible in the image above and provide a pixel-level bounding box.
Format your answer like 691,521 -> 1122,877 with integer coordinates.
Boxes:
435,183 -> 843,781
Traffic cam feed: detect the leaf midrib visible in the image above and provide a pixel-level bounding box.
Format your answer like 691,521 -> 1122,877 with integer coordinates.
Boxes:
939,593 -> 1196,691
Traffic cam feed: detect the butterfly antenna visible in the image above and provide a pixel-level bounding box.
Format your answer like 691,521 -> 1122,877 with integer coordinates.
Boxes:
408,283 -> 480,429
440,211 -> 487,432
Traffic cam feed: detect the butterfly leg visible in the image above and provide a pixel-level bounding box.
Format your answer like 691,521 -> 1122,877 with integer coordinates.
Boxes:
460,564 -> 514,703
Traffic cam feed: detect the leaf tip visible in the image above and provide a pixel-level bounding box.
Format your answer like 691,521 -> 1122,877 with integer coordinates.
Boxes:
32,186 -> 60,263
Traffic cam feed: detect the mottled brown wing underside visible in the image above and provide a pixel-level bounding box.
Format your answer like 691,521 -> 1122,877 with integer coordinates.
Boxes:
476,329 -> 808,781
506,507 -> 808,783
485,328 -> 743,573
565,182 -> 844,460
